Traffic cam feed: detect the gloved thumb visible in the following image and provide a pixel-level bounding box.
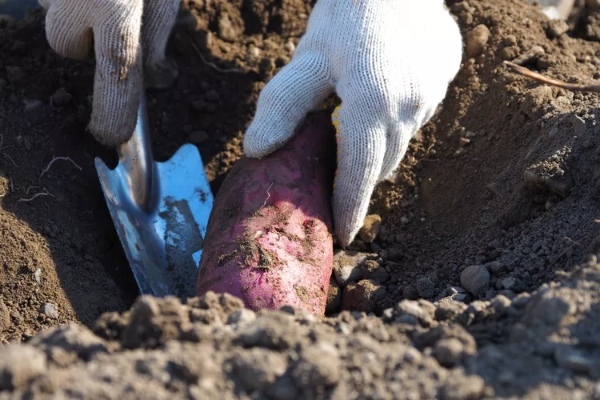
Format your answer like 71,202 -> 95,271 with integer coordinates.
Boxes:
244,53 -> 332,158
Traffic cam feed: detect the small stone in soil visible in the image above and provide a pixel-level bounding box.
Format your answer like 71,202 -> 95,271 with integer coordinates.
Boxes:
334,265 -> 363,287
332,250 -> 370,286
40,303 -> 58,319
465,24 -> 490,58
34,268 -> 41,283
460,265 -> 490,297
50,87 -> 72,106
416,276 -> 435,299
23,99 -> 42,112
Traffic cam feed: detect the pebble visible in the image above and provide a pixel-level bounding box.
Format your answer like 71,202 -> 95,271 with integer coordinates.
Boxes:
416,277 -> 435,299
488,260 -> 506,274
465,24 -> 490,58
40,303 -> 58,319
460,265 -> 490,297
34,268 -> 42,284
246,45 -> 261,63
332,250 -> 369,286
546,18 -> 569,38
359,214 -> 382,243
23,99 -> 42,112
334,265 -> 363,287
284,40 -> 296,53
50,87 -> 72,106
217,12 -> 238,42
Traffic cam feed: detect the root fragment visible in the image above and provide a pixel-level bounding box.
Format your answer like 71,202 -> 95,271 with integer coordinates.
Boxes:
504,61 -> 600,92
40,156 -> 82,179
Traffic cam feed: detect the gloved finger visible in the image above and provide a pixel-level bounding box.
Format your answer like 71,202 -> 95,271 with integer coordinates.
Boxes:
142,0 -> 180,89
244,53 -> 332,158
143,0 -> 180,66
333,100 -> 387,247
43,0 -> 93,59
378,117 -> 413,182
38,0 -> 51,11
89,0 -> 144,145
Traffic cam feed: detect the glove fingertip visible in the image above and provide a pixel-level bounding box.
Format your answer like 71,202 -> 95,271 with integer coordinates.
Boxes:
88,108 -> 137,147
243,116 -> 297,159
38,0 -> 51,10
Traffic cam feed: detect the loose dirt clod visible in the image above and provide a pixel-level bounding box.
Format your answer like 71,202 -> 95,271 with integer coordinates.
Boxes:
359,214 -> 382,243
465,24 -> 491,58
460,265 -> 490,297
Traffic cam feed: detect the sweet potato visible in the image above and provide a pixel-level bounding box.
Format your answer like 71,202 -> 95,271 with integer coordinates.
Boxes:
196,111 -> 335,314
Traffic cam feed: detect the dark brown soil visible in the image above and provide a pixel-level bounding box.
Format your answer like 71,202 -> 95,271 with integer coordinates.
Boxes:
1,0 -> 600,398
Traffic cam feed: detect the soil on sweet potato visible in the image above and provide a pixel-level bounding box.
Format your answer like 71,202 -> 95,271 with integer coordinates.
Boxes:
1,0 -> 600,398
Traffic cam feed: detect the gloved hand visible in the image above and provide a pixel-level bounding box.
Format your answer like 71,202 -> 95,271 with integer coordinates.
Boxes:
244,0 -> 463,247
39,0 -> 181,146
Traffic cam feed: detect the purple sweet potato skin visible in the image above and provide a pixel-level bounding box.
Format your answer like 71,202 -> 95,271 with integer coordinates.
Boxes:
196,111 -> 335,314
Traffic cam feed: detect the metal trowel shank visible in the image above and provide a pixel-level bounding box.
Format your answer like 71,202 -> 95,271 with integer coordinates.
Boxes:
95,94 -> 213,299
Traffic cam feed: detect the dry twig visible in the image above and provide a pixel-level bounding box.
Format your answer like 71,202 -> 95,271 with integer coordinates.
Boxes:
504,61 -> 600,92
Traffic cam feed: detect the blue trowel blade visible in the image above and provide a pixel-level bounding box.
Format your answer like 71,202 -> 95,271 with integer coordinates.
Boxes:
95,144 -> 213,299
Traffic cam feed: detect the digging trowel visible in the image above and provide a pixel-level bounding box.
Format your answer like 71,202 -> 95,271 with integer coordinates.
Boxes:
95,92 -> 213,299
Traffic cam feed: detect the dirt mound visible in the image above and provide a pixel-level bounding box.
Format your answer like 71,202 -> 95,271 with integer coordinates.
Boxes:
2,261 -> 600,399
1,0 -> 600,397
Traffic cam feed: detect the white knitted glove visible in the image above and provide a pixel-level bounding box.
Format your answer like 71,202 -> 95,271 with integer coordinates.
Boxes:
39,0 -> 180,146
244,0 -> 463,247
